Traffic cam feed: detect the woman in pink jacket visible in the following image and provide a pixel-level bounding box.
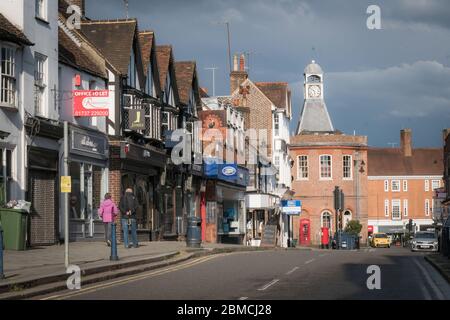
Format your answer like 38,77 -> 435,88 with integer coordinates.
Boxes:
98,193 -> 118,246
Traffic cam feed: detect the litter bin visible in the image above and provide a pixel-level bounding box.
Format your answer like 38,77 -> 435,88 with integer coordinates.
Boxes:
186,216 -> 202,248
0,208 -> 28,250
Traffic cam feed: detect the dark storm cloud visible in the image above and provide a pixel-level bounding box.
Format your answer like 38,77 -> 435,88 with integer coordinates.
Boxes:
85,0 -> 450,147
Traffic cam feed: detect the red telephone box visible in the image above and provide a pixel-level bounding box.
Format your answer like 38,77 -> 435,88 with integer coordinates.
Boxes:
299,219 -> 311,246
321,227 -> 329,248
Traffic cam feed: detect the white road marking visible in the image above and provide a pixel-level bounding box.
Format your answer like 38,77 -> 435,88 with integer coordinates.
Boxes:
413,258 -> 445,300
257,279 -> 280,291
239,297 -> 248,300
286,267 -> 299,275
305,259 -> 315,264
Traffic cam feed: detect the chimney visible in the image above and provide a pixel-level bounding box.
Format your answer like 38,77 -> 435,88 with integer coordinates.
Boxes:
443,128 -> 450,144
67,0 -> 86,17
400,129 -> 412,157
230,53 -> 248,95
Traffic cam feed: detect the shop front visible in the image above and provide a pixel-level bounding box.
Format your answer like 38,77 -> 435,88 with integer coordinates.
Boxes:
204,162 -> 249,244
117,141 -> 168,242
67,126 -> 109,241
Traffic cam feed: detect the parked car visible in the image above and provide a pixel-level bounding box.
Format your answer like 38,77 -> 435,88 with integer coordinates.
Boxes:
410,231 -> 438,252
371,233 -> 391,248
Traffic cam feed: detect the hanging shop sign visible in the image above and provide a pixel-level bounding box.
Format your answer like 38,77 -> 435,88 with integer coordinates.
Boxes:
128,109 -> 145,130
281,200 -> 302,215
73,90 -> 110,117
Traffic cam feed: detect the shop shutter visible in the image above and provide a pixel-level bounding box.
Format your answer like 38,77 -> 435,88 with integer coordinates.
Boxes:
29,170 -> 57,246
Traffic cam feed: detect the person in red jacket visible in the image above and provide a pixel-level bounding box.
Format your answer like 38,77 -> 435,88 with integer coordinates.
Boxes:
98,193 -> 118,246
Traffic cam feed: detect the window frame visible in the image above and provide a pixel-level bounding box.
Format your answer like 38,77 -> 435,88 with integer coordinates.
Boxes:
425,199 -> 430,216
391,180 -> 401,192
274,113 -> 279,136
431,180 -> 440,190
384,180 -> 389,192
342,155 -> 352,180
402,180 -> 408,192
392,199 -> 401,220
424,179 -> 429,192
403,199 -> 408,217
319,154 -> 332,180
34,52 -> 47,116
297,155 -> 309,180
0,45 -> 17,108
35,0 -> 47,21
384,199 -> 389,217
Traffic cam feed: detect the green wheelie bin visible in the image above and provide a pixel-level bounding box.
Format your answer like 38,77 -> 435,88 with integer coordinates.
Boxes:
0,208 -> 28,250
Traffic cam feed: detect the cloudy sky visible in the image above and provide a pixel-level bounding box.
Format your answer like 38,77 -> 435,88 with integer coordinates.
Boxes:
86,0 -> 450,147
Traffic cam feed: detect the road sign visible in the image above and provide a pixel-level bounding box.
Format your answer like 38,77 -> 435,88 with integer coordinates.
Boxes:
281,200 -> 302,215
61,176 -> 72,193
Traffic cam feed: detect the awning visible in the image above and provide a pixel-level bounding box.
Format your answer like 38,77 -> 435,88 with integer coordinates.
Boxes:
378,225 -> 405,234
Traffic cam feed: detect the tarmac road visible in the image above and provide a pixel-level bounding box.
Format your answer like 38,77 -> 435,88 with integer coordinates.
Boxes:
38,246 -> 450,300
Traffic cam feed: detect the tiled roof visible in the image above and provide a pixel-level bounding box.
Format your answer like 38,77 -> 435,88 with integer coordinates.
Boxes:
255,82 -> 288,109
138,31 -> 154,76
0,13 -> 33,46
296,100 -> 334,134
155,45 -> 172,91
368,148 -> 443,176
80,19 -> 137,75
174,61 -> 196,105
58,25 -> 107,78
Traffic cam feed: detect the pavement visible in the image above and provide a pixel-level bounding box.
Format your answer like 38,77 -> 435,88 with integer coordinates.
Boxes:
34,246 -> 450,300
425,253 -> 450,283
0,240 -> 271,299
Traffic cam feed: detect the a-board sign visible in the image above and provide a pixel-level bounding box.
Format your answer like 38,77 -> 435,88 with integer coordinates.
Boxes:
260,224 -> 278,247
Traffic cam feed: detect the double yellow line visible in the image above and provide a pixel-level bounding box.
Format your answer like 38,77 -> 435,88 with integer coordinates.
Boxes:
40,254 -> 223,300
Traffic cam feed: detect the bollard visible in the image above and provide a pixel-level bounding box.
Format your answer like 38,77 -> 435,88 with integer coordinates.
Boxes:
0,226 -> 5,279
110,223 -> 119,261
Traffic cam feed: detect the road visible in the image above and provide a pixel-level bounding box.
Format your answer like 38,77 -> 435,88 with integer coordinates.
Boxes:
38,247 -> 450,300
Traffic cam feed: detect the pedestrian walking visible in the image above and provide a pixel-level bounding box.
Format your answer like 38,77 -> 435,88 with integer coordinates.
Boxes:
119,188 -> 139,249
98,193 -> 118,247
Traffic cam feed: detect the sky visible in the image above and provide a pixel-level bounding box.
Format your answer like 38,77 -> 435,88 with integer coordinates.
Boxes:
86,0 -> 450,147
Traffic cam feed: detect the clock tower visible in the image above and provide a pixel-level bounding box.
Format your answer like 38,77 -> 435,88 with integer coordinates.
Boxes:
296,60 -> 334,134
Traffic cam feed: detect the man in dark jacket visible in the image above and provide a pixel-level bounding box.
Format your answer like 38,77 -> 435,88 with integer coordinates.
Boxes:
119,188 -> 139,248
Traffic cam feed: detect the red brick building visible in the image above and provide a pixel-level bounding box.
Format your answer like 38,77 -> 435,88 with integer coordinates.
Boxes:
290,61 -> 369,246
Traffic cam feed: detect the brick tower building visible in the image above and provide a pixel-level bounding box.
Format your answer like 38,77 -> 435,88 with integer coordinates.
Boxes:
290,61 -> 369,246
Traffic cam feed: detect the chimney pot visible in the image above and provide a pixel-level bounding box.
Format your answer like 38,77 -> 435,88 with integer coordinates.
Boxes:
239,54 -> 245,71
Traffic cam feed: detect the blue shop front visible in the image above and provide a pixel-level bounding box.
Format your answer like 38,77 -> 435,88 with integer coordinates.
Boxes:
204,162 -> 249,244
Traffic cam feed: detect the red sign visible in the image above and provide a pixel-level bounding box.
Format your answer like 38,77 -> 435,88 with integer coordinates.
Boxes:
368,225 -> 374,233
73,90 -> 109,117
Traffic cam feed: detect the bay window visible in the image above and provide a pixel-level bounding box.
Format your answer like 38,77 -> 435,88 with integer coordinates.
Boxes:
1,46 -> 16,107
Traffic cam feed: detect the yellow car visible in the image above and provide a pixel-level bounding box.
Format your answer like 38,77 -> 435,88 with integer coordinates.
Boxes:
371,233 -> 391,248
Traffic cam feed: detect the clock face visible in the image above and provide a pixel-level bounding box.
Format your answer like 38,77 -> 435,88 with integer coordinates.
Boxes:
308,85 -> 321,98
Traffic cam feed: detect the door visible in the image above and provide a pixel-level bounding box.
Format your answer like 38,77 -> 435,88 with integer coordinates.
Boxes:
29,170 -> 57,246
299,218 -> 311,245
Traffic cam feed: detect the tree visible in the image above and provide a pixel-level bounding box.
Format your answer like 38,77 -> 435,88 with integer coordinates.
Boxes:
344,220 -> 362,236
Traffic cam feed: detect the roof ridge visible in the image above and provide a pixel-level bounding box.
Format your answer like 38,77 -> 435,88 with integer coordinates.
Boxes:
82,18 -> 137,24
